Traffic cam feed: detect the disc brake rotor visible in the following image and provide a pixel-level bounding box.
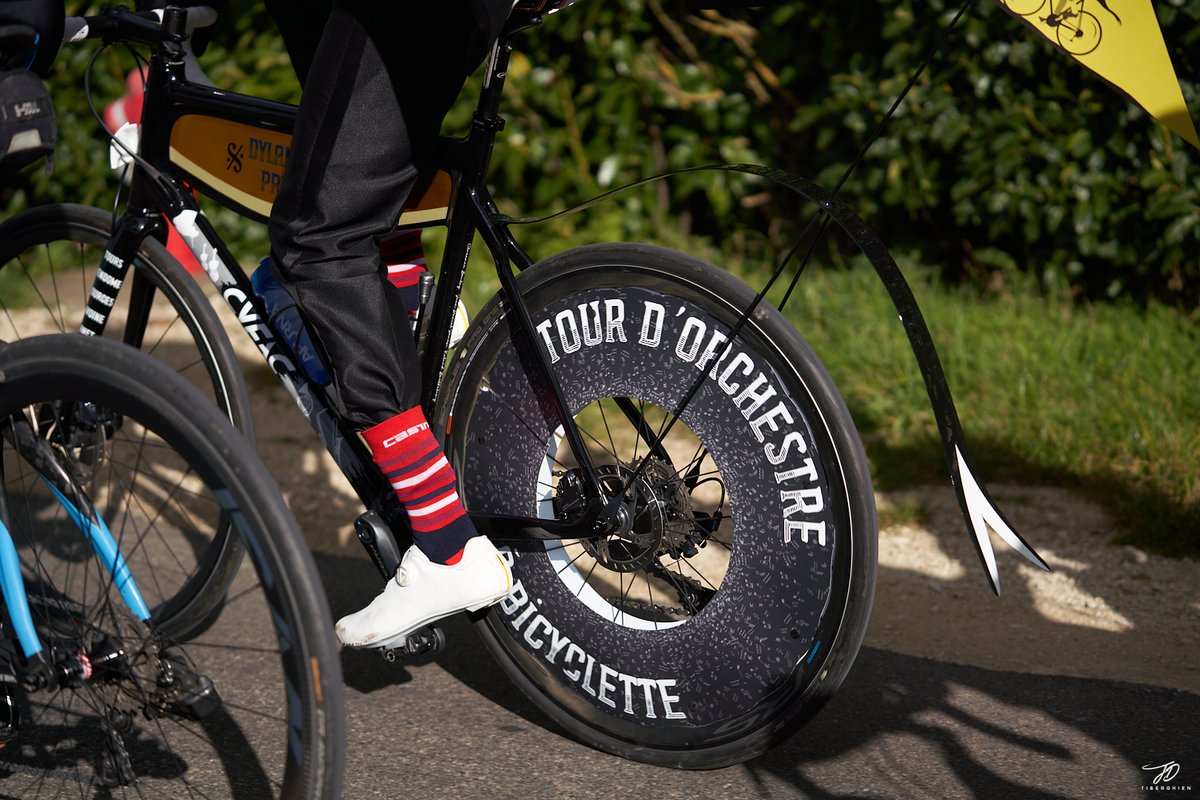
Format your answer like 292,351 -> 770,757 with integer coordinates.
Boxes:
562,458 -> 694,573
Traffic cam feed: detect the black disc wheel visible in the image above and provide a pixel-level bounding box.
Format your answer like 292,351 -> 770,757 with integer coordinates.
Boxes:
439,243 -> 877,768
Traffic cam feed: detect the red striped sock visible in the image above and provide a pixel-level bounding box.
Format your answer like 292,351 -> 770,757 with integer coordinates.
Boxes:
378,230 -> 426,324
363,406 -> 475,565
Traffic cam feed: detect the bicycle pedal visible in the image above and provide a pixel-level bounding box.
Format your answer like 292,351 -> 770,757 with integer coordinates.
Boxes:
380,625 -> 446,663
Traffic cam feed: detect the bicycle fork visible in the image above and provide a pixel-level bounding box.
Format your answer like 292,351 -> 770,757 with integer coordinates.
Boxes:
0,414 -> 171,777
77,213 -> 166,345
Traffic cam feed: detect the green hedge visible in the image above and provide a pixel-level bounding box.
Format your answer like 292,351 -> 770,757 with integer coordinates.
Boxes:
499,0 -> 1199,306
6,0 -> 1197,307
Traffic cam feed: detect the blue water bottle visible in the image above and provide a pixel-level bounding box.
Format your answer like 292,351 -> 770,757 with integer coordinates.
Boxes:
250,258 -> 331,385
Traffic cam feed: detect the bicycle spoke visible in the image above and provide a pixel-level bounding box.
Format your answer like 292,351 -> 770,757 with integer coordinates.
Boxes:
18,259 -> 65,333
644,570 -> 661,631
139,308 -> 214,385
480,376 -> 570,472
673,554 -> 721,593
0,296 -> 22,340
47,254 -> 66,337
576,556 -> 601,600
574,422 -> 619,464
553,542 -> 592,576
631,398 -> 644,463
596,399 -> 619,459
106,438 -> 213,585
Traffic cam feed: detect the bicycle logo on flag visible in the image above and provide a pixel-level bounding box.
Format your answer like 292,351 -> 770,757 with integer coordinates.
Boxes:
1001,0 -> 1122,56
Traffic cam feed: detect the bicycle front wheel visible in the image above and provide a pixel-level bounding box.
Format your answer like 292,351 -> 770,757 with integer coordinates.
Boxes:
0,334 -> 343,799
0,203 -> 252,433
0,202 -> 253,637
438,243 -> 876,768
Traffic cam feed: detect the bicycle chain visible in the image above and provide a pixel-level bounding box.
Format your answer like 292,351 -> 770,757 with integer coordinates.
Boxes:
606,596 -> 687,619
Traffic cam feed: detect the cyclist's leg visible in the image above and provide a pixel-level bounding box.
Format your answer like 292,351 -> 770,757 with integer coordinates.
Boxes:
267,2 -> 418,423
267,0 -> 515,643
263,0 -> 330,87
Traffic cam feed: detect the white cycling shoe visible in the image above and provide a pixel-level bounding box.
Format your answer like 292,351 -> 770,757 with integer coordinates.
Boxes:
335,536 -> 513,650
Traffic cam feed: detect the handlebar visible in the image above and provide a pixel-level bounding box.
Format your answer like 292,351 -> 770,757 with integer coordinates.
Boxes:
63,5 -> 218,49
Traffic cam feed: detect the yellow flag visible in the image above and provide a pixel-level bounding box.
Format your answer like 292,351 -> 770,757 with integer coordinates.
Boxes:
996,0 -> 1199,149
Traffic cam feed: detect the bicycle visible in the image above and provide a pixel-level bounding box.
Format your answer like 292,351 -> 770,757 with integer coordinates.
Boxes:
0,333 -> 344,797
0,1 -> 878,768
1001,0 -> 1104,56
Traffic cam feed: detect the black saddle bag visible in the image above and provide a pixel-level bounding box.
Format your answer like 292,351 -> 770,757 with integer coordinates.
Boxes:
0,68 -> 55,175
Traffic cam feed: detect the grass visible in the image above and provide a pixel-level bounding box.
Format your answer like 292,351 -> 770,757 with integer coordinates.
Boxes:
760,256 -> 1199,559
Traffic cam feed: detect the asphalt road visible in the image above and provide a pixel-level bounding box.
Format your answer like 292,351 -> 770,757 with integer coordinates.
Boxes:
315,551 -> 1200,800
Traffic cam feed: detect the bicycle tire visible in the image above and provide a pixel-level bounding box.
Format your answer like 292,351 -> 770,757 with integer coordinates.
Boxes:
1056,10 -> 1101,56
438,243 -> 877,768
0,202 -> 253,638
0,334 -> 343,799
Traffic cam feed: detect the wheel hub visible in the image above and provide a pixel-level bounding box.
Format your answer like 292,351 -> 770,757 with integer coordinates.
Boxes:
558,459 -> 693,573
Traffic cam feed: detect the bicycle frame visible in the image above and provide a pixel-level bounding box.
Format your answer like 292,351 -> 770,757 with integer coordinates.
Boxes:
75,7 -> 610,545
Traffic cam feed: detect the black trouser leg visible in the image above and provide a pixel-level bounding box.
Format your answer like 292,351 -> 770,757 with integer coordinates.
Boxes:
267,0 -> 505,428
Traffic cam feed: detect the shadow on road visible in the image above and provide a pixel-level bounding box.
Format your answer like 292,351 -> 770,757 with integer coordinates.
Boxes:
743,647 -> 1199,799
312,547 -> 1199,800
240,340 -> 1199,797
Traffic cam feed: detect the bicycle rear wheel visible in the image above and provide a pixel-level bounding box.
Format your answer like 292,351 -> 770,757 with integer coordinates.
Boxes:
0,202 -> 253,637
438,243 -> 876,768
0,334 -> 343,799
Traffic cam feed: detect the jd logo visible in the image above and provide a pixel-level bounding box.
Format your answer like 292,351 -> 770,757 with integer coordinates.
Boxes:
1142,761 -> 1181,785
226,143 -> 243,173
